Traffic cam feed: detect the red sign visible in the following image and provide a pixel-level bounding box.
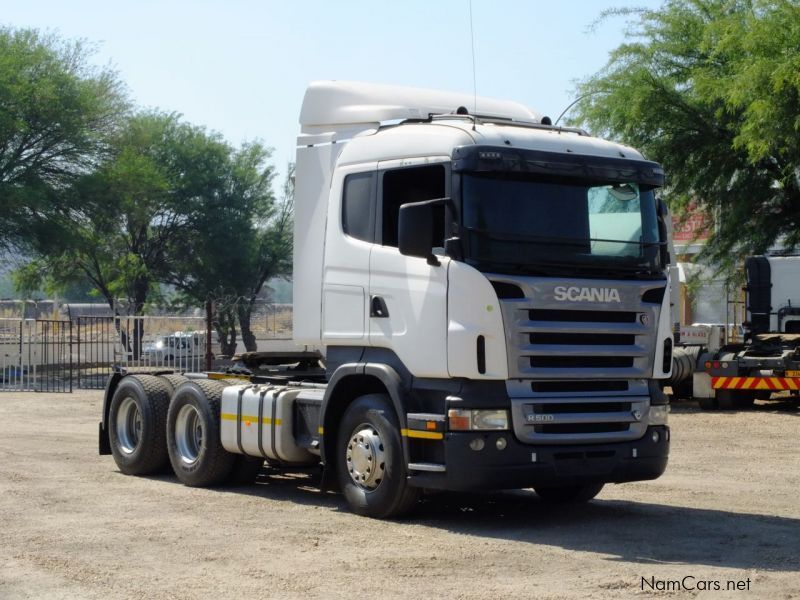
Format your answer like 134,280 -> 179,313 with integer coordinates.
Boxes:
672,204 -> 712,243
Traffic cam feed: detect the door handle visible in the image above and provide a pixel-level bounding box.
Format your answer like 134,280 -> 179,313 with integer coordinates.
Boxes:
370,295 -> 389,318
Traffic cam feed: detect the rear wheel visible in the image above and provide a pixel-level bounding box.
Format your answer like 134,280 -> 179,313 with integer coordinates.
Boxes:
534,482 -> 604,503
336,394 -> 420,519
159,373 -> 188,392
166,380 -> 235,486
108,375 -> 172,475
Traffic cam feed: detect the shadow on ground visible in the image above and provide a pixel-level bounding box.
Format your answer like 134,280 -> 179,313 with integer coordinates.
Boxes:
177,466 -> 800,572
669,397 -> 799,415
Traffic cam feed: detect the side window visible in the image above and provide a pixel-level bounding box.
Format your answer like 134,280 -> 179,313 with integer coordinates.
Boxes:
380,165 -> 445,247
342,172 -> 375,242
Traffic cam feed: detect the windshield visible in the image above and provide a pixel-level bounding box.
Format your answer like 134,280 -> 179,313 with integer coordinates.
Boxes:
461,173 -> 662,276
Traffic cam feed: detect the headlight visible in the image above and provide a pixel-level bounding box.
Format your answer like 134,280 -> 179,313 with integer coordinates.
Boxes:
448,409 -> 509,431
648,405 -> 669,426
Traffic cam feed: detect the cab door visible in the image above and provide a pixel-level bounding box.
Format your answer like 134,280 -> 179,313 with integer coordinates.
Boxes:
321,163 -> 377,342
369,158 -> 450,378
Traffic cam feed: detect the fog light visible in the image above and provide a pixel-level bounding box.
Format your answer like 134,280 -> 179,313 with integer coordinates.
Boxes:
469,438 -> 485,451
496,437 -> 507,450
651,430 -> 660,443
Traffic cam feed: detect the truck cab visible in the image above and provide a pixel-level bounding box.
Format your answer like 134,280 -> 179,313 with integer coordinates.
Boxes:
293,81 -> 671,511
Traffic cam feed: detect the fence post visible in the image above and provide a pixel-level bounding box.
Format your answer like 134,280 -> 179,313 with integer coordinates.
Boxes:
205,300 -> 213,372
68,320 -> 73,393
76,317 -> 81,389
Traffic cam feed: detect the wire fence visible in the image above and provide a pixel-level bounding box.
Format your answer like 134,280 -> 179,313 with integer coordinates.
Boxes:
0,305 -> 295,393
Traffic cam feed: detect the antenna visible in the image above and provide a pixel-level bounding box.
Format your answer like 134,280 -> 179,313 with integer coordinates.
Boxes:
469,0 -> 477,129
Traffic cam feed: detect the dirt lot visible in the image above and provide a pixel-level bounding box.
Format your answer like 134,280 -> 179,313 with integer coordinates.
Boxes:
0,391 -> 798,600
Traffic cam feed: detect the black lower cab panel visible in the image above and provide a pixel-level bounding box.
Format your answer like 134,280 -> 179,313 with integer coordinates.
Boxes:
408,426 -> 669,491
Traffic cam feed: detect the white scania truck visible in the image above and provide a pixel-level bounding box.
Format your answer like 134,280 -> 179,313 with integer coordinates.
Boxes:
99,81 -> 673,518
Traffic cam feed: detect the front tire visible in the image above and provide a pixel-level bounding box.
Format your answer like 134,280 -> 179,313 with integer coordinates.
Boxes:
108,375 -> 172,475
166,380 -> 235,487
534,482 -> 604,503
336,394 -> 420,519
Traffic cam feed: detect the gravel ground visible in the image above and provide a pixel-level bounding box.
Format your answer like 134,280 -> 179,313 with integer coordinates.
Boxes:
0,390 -> 798,599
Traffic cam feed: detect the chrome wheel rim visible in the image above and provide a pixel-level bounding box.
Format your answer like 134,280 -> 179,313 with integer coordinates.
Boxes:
116,396 -> 142,455
175,404 -> 203,465
345,424 -> 386,490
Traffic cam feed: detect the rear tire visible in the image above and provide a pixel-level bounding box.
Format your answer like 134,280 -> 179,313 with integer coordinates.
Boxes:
534,482 -> 604,503
108,375 -> 172,475
166,380 -> 235,487
159,373 -> 188,392
336,394 -> 420,519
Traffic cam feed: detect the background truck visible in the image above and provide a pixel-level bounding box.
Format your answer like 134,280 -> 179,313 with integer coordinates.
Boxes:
667,255 -> 800,409
99,81 -> 673,518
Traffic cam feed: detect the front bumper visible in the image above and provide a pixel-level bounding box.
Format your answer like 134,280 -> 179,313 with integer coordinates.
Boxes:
408,425 -> 669,491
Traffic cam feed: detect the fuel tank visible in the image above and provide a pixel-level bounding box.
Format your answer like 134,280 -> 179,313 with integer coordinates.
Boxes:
220,384 -> 317,465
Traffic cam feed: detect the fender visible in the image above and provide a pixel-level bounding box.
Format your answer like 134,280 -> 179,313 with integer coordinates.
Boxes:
98,370 -> 124,455
319,361 -> 412,487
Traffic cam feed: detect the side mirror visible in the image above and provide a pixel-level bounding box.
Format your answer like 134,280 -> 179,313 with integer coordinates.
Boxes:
398,197 -> 449,266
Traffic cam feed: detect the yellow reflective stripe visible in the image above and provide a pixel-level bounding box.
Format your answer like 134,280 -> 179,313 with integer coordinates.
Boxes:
713,377 -> 726,389
401,428 -> 444,440
220,413 -> 281,425
317,426 -> 324,435
744,377 -> 756,389
755,379 -> 770,390
208,373 -> 250,381
787,379 -> 799,390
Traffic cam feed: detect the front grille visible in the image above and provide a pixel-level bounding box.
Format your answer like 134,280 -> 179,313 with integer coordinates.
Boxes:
538,401 -> 631,414
531,380 -> 629,393
530,332 -> 635,345
531,356 -> 634,369
505,297 -> 654,380
494,274 -> 663,444
535,423 -> 630,434
529,309 -> 637,323
515,396 -> 649,444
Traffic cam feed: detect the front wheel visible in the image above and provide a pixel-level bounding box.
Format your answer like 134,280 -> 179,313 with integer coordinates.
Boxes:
336,394 -> 420,519
534,482 -> 604,503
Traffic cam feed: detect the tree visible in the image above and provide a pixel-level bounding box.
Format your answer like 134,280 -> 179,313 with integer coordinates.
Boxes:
161,159 -> 293,355
572,0 -> 800,273
0,27 -> 126,250
16,111 -> 232,316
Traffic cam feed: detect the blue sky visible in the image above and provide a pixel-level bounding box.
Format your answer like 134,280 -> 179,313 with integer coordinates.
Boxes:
3,0 -> 662,181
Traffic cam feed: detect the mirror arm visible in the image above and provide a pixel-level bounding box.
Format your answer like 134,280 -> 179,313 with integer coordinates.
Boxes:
400,196 -> 453,210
